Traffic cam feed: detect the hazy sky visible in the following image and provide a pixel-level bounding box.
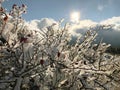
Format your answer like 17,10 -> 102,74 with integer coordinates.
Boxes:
2,0 -> 120,22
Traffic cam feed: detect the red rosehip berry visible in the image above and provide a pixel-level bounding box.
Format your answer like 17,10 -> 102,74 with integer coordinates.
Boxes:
4,16 -> 8,22
57,52 -> 61,57
20,37 -> 28,43
40,59 -> 44,65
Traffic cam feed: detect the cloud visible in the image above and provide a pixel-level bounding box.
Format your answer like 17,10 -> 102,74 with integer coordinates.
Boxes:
97,0 -> 111,12
100,16 -> 120,25
26,18 -> 58,30
68,20 -> 97,36
26,20 -> 40,31
69,17 -> 120,47
97,5 -> 104,11
37,18 -> 58,29
26,17 -> 120,47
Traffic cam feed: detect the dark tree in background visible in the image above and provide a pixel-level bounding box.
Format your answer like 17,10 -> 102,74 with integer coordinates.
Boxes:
0,1 -> 120,90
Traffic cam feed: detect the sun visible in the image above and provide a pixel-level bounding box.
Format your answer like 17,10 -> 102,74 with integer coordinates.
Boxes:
70,11 -> 80,23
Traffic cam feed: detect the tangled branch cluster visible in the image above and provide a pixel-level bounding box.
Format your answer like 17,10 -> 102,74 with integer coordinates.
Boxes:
0,1 -> 120,90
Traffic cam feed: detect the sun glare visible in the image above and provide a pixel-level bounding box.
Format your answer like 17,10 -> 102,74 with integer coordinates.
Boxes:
70,11 -> 80,23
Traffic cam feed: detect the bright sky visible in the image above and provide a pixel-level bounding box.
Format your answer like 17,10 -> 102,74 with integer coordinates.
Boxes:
2,0 -> 120,22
